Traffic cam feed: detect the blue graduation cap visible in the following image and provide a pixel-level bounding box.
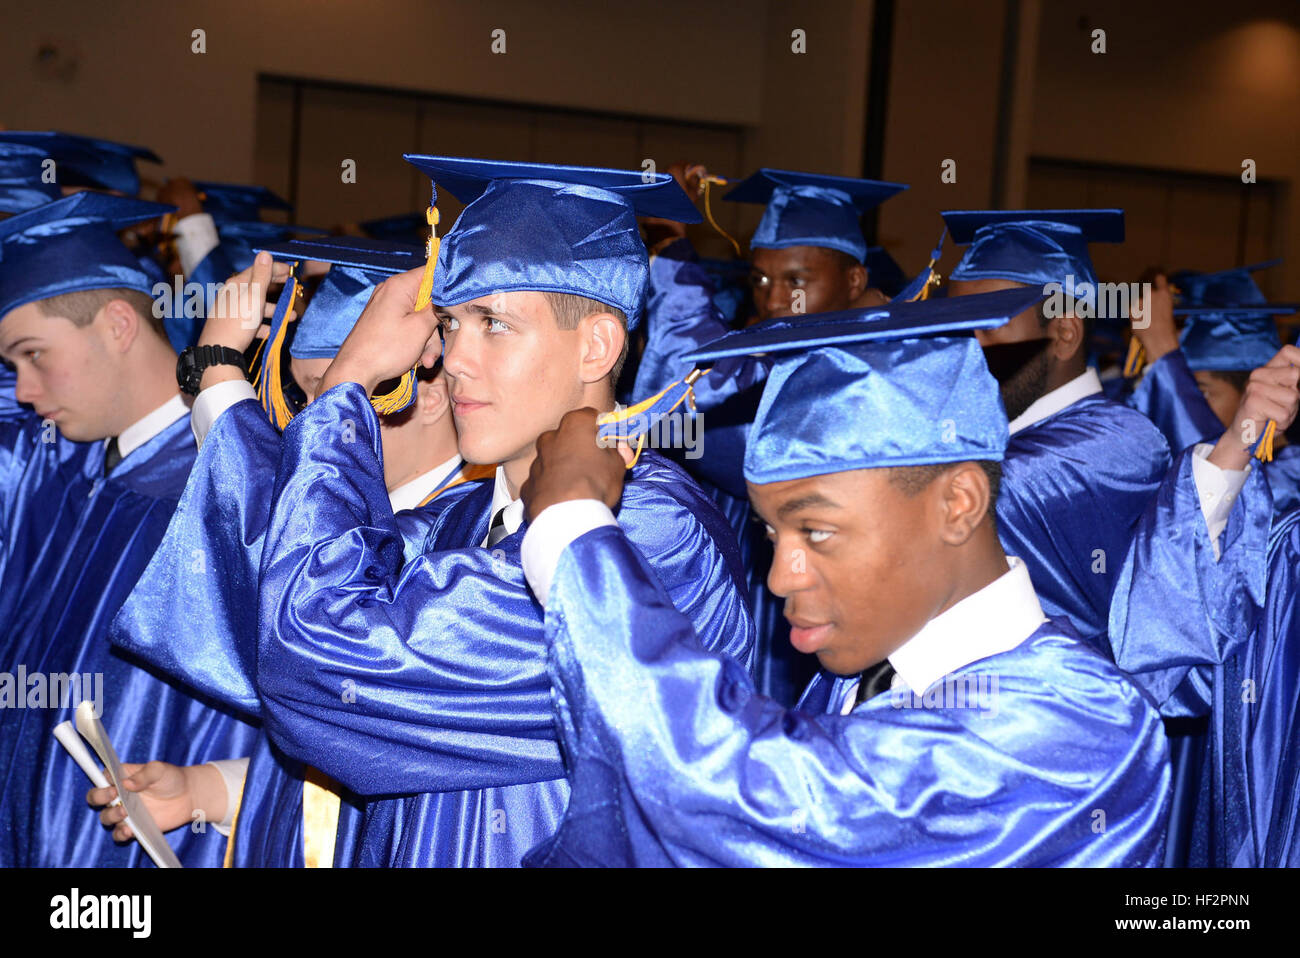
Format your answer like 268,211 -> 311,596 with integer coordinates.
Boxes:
360,212 -> 430,246
676,286 -> 1043,484
944,209 -> 1124,307
251,236 -> 426,428
194,181 -> 293,222
1171,259 -> 1277,308
216,220 -> 327,273
404,154 -> 703,331
723,168 -> 908,263
1176,304 -> 1294,372
0,131 -> 160,196
0,192 -> 175,320
0,141 -> 65,213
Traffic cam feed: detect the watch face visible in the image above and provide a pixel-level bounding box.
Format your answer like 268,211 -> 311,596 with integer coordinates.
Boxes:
176,349 -> 200,395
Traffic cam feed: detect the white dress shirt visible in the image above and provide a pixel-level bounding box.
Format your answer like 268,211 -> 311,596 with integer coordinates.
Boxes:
1189,442 -> 1251,560
520,498 -> 619,603
190,379 -> 258,448
481,466 -> 528,547
1006,367 -> 1104,435
108,393 -> 190,464
388,455 -> 462,514
173,212 -> 222,278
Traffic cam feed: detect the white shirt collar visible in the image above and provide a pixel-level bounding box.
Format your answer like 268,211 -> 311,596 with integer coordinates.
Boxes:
1006,368 -> 1103,435
482,465 -> 525,546
113,394 -> 190,460
387,454 -> 463,514
885,557 -> 1046,696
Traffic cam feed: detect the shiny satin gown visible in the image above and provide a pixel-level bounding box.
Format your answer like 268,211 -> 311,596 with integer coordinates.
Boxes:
110,396 -> 485,865
0,364 -> 20,422
520,525 -> 1171,867
0,412 -> 257,867
997,393 -> 1170,651
1116,354 -> 1297,865
1109,449 -> 1300,867
246,384 -> 755,866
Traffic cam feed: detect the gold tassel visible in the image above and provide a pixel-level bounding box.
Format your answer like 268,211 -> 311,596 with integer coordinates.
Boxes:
701,176 -> 741,257
596,367 -> 708,470
255,272 -> 300,429
1123,336 -> 1146,378
1256,420 -> 1276,463
221,773 -> 246,868
301,767 -> 341,868
370,206 -> 440,416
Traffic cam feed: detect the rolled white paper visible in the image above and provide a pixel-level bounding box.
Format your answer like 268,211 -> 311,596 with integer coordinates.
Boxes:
53,720 -> 112,791
74,701 -> 182,869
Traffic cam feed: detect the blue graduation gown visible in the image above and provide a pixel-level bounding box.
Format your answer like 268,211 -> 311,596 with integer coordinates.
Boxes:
110,396 -> 486,866
997,394 -> 1170,650
0,364 -> 22,422
521,524 -> 1171,867
634,241 -> 815,703
1109,448 -> 1300,867
0,413 -> 257,866
1265,444 -> 1300,518
248,383 -> 755,866
1126,349 -> 1231,454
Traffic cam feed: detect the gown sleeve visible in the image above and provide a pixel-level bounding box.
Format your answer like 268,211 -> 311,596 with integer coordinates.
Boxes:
108,399 -> 280,718
254,382 -> 572,795
1107,447 -> 1272,715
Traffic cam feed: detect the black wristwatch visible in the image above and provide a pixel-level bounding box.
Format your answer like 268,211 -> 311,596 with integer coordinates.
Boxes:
176,344 -> 249,396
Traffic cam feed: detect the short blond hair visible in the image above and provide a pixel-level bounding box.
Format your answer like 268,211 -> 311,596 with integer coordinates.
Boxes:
36,288 -> 163,339
543,291 -> 630,383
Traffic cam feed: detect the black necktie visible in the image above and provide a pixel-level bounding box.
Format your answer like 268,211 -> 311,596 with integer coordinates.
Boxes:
856,659 -> 897,704
103,437 -> 122,477
486,507 -> 509,547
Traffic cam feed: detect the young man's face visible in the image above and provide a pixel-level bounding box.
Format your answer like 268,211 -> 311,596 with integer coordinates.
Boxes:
436,291 -> 589,468
1193,370 -> 1242,429
750,246 -> 864,323
750,468 -> 951,676
0,301 -> 117,441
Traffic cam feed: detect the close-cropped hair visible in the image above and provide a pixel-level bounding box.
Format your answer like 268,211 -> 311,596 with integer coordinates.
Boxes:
542,291 -> 630,383
887,459 -> 1002,524
35,287 -> 164,339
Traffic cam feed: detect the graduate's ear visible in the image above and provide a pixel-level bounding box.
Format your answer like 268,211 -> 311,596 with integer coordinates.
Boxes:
936,462 -> 991,546
578,312 -> 625,385
846,262 -> 869,303
417,373 -> 451,424
1047,312 -> 1085,363
98,298 -> 143,356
